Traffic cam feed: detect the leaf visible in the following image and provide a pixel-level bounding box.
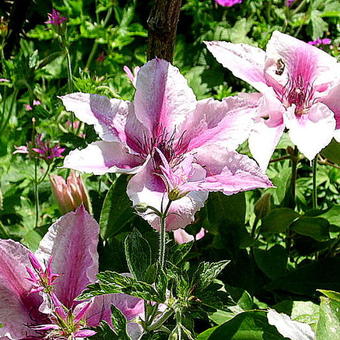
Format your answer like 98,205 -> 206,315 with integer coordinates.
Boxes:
167,241 -> 193,265
290,217 -> 330,241
92,321 -> 119,340
192,260 -> 230,292
253,245 -> 287,280
321,139 -> 340,165
318,290 -> 340,302
267,309 -> 315,340
197,311 -> 285,340
261,208 -> 300,233
316,297 -> 340,340
110,305 -> 131,340
310,10 -> 328,40
124,229 -> 151,281
317,205 -> 340,227
99,176 -> 134,240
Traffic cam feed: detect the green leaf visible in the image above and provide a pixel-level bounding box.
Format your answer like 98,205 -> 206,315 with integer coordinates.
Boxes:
317,205 -> 340,227
192,260 -> 230,292
124,229 -> 151,281
318,290 -> 340,302
316,297 -> 340,340
310,10 -> 328,40
92,321 -> 119,340
290,217 -> 330,241
321,139 -> 340,165
167,241 -> 193,265
261,208 -> 300,233
110,305 -> 131,340
99,176 -> 134,240
197,311 -> 285,340
253,245 -> 287,280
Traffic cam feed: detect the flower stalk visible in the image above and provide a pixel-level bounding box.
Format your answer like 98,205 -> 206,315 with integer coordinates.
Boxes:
159,200 -> 172,269
312,157 -> 318,209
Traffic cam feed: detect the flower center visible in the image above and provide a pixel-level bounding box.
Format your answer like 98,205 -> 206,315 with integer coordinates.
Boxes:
282,75 -> 315,115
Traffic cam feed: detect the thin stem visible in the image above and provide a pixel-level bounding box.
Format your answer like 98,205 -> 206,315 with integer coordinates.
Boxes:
312,157 -> 318,209
38,163 -> 51,184
159,200 -> 172,269
0,88 -> 18,134
269,155 -> 291,163
85,7 -> 112,70
148,308 -> 174,331
290,146 -> 299,207
34,158 -> 40,229
65,46 -> 73,92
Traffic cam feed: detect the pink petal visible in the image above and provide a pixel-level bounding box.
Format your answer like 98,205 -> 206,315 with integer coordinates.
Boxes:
173,229 -> 194,244
127,161 -> 208,231
248,119 -> 285,171
194,145 -> 272,194
265,31 -> 339,92
134,58 -> 196,139
74,329 -> 97,337
35,206 -> 99,308
284,103 -> 336,160
86,293 -> 144,327
74,300 -> 93,323
205,41 -> 268,92
59,93 -> 130,144
183,94 -> 260,152
64,141 -> 143,175
0,240 -> 45,339
320,83 -> 340,130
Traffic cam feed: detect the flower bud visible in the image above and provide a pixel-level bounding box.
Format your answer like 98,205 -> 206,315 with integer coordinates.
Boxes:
50,171 -> 91,214
134,203 -> 149,213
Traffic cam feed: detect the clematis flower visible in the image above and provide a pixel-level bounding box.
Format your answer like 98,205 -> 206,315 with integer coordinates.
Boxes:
0,206 -> 144,339
60,58 -> 272,231
60,59 -> 272,230
205,31 -> 340,170
215,0 -> 243,7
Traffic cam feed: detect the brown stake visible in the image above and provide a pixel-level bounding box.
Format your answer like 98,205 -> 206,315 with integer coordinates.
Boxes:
147,0 -> 182,62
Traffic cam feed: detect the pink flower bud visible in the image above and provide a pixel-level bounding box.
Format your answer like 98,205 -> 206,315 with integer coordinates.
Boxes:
50,171 -> 91,214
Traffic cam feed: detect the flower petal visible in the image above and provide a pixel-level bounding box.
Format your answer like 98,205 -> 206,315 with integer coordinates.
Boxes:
134,58 -> 196,138
0,240 -> 44,339
86,293 -> 144,327
320,83 -> 340,130
248,119 -> 285,171
184,94 -> 260,152
36,206 -> 99,308
64,141 -> 143,175
265,31 -> 339,91
127,161 -> 208,231
205,41 -> 268,92
60,93 -> 130,143
194,145 -> 272,194
284,103 -> 336,160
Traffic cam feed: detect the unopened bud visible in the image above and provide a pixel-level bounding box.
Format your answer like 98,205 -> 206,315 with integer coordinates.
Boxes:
254,193 -> 272,219
50,171 -> 91,214
134,203 -> 149,213
168,188 -> 188,201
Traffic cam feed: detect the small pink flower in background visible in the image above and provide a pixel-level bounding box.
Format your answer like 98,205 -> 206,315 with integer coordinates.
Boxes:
45,9 -> 67,26
206,31 -> 340,170
96,52 -> 106,63
124,65 -> 140,87
308,38 -> 331,46
24,103 -> 33,111
173,228 -> 206,244
285,0 -> 296,6
0,207 -> 144,339
215,0 -> 243,7
0,78 -> 9,82
33,99 -> 41,106
14,134 -> 65,162
60,58 -> 272,232
50,170 -> 91,214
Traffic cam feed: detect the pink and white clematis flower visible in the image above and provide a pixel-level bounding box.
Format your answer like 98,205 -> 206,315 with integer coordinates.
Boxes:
205,31 -> 340,170
60,58 -> 272,231
0,206 -> 144,339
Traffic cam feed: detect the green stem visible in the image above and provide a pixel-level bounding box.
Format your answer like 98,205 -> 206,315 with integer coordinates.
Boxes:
159,200 -> 172,269
34,158 -> 40,229
148,308 -> 174,331
312,157 -> 318,209
38,163 -> 51,184
0,88 -> 18,134
290,146 -> 299,207
85,7 -> 112,70
65,45 -> 73,92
